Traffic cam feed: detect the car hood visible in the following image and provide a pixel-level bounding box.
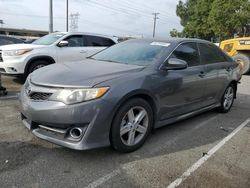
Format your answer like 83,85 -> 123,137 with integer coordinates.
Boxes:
30,59 -> 144,88
0,43 -> 45,50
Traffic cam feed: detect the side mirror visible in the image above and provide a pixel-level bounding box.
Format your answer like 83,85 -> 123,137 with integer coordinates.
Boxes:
162,58 -> 188,70
57,40 -> 69,47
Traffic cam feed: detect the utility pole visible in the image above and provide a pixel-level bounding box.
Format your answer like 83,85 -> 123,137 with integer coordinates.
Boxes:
49,0 -> 53,33
66,0 -> 69,32
152,13 -> 160,38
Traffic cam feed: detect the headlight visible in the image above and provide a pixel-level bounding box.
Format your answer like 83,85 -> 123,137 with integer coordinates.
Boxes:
49,87 -> 109,104
2,49 -> 33,56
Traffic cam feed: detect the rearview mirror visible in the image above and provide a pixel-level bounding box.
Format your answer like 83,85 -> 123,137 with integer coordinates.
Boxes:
162,58 -> 188,70
58,40 -> 69,47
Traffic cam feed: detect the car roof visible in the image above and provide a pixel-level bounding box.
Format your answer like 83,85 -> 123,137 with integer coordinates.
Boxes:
129,38 -> 212,45
53,32 -> 117,40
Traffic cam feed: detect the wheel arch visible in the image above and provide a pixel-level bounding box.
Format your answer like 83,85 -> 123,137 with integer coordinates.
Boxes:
229,80 -> 238,99
24,55 -> 56,76
110,90 -> 159,129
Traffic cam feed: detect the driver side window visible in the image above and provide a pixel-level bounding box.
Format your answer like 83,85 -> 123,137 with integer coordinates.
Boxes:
64,35 -> 85,47
170,42 -> 200,67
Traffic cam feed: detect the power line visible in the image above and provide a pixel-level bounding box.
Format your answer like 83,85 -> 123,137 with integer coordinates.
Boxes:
78,17 -> 143,35
87,0 -> 173,26
85,1 -> 143,18
0,11 -> 141,35
120,0 -> 172,19
0,1 -> 174,36
0,11 -> 64,19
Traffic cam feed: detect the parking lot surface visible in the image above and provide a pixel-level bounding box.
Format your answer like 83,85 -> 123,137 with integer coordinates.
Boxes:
0,75 -> 250,188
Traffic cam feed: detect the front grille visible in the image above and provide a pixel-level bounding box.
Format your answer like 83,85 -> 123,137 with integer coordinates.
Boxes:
0,51 -> 2,62
29,92 -> 52,101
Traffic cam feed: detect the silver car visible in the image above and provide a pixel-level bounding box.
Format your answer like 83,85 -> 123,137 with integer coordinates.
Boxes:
19,39 -> 241,152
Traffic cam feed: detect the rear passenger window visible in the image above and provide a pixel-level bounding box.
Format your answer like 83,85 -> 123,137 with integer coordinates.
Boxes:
170,42 -> 200,67
86,36 -> 114,47
101,38 -> 115,46
198,43 -> 227,64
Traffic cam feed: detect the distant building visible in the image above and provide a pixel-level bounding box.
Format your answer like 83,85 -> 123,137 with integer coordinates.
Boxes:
0,27 -> 48,40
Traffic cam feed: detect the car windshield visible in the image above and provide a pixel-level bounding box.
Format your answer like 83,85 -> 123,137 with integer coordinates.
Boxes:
32,33 -> 65,45
91,40 -> 170,66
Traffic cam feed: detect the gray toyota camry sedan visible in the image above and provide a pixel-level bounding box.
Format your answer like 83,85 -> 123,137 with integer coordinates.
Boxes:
20,38 -> 241,152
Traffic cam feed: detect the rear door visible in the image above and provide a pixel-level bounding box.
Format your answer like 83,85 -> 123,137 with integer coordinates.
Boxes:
83,35 -> 116,57
198,43 -> 230,106
57,34 -> 87,63
159,42 -> 207,120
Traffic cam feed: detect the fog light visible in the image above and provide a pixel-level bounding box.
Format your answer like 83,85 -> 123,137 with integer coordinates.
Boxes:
7,67 -> 17,72
69,127 -> 83,139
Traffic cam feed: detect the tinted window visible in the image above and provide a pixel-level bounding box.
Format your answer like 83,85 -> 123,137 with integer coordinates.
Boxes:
101,38 -> 115,46
170,42 -> 199,66
198,43 -> 227,64
0,38 -> 15,45
86,36 -> 114,47
33,33 -> 65,45
64,35 -> 84,47
0,37 -> 23,46
91,40 -> 169,66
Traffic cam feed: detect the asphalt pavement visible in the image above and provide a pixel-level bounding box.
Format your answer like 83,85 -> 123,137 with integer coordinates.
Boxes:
0,75 -> 249,188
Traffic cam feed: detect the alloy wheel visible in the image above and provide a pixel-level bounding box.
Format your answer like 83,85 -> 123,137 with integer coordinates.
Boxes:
223,86 -> 234,110
33,64 -> 45,71
120,106 -> 149,146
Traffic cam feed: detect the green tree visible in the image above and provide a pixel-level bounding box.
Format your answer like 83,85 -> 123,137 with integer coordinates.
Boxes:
170,28 -> 184,37
171,0 -> 250,41
208,0 -> 250,40
173,0 -> 215,40
185,0 -> 214,40
176,0 -> 198,27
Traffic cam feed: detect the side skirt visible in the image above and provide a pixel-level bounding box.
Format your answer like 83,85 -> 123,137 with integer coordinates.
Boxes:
154,103 -> 221,129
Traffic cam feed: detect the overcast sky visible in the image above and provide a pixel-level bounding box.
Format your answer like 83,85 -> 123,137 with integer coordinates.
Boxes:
0,0 -> 182,38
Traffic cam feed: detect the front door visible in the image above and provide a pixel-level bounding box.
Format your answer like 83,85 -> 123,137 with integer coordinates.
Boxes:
57,35 -> 88,64
158,42 -> 206,120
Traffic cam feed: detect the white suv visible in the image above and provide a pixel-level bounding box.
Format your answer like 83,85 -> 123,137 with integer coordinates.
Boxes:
0,32 -> 117,78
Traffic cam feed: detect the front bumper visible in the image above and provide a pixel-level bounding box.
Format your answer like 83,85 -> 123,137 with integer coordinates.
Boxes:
0,56 -> 27,74
19,86 -> 115,150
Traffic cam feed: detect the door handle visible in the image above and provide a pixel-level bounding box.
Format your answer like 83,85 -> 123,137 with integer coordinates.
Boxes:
80,50 -> 87,53
198,71 -> 205,78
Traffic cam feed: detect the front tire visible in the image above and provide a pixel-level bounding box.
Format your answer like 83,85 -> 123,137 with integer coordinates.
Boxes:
217,84 -> 235,113
110,98 -> 154,153
26,60 -> 50,77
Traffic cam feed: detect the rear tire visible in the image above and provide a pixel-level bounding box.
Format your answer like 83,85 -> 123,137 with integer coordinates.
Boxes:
217,84 -> 235,113
232,53 -> 250,74
110,98 -> 154,153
